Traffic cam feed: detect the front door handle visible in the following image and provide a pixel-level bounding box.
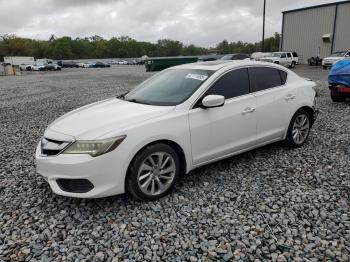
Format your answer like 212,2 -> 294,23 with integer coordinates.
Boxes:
242,107 -> 256,115
285,94 -> 296,101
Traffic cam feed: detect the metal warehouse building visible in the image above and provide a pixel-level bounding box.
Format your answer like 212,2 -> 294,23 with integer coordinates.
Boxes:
281,0 -> 350,63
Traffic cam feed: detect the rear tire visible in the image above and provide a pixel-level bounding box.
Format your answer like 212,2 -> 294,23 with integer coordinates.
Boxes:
126,143 -> 180,201
323,66 -> 328,70
289,61 -> 296,68
284,110 -> 311,148
330,90 -> 346,102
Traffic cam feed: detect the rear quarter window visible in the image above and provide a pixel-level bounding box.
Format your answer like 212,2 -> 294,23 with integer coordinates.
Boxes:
279,70 -> 288,85
250,67 -> 284,92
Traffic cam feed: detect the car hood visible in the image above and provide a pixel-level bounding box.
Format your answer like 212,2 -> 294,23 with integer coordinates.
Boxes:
47,98 -> 175,140
324,57 -> 343,61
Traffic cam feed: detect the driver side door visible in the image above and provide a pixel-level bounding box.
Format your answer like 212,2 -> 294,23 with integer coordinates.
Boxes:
188,68 -> 257,165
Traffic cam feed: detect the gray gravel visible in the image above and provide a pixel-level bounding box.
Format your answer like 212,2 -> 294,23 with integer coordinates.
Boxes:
0,65 -> 349,261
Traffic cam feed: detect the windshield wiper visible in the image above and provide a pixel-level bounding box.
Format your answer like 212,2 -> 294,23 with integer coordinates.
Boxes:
125,98 -> 151,105
116,91 -> 129,100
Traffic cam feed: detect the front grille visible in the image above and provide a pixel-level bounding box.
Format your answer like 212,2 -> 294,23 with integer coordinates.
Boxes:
56,179 -> 94,193
41,137 -> 71,156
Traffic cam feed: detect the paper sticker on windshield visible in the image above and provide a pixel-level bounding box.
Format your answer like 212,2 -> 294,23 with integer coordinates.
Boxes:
185,73 -> 208,81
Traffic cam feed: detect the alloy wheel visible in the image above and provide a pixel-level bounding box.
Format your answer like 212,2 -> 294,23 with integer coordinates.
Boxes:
292,114 -> 310,145
137,152 -> 176,196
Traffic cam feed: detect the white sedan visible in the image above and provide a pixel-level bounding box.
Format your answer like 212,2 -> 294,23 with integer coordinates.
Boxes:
35,61 -> 317,201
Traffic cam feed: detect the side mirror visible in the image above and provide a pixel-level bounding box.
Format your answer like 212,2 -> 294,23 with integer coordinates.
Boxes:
201,95 -> 225,108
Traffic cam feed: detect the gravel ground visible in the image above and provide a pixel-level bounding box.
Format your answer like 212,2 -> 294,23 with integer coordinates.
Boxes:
0,65 -> 349,261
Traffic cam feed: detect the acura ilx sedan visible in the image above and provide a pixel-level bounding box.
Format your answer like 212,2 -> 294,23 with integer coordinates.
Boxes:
35,60 -> 317,201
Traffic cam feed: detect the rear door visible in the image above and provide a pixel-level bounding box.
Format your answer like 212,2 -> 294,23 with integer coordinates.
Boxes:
249,66 -> 292,144
189,68 -> 257,165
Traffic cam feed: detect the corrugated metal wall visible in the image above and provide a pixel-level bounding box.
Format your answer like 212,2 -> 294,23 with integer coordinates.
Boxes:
333,2 -> 350,52
282,6 -> 336,63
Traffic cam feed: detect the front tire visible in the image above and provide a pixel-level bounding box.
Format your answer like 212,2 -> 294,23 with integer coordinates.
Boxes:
126,143 -> 180,201
284,110 -> 311,147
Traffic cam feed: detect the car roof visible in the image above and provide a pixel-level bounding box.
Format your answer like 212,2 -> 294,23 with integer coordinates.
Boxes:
172,60 -> 285,71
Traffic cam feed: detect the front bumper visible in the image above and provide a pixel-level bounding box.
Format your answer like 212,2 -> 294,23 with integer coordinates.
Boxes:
35,141 -> 127,198
322,61 -> 334,67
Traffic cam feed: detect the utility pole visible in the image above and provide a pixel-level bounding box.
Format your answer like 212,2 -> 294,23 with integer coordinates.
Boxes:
262,0 -> 266,52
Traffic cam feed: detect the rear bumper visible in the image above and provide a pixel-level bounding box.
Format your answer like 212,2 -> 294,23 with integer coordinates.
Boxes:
329,86 -> 350,98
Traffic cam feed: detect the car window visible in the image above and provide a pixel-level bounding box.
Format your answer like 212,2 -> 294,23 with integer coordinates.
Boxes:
292,52 -> 298,57
125,69 -> 214,106
281,53 -> 287,58
204,68 -> 250,99
250,67 -> 283,92
287,53 -> 292,58
279,70 -> 288,85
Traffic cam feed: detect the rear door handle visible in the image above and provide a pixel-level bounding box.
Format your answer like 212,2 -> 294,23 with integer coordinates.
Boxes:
242,107 -> 256,115
285,94 -> 296,101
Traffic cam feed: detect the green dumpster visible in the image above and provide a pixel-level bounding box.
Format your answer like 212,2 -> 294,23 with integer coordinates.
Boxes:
145,56 -> 198,72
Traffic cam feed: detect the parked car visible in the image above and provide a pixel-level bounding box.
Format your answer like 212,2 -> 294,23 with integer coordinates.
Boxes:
322,50 -> 350,69
32,64 -> 45,71
19,64 -> 34,71
110,60 -> 120,65
83,63 -> 93,68
118,60 -> 128,65
93,62 -> 111,68
260,52 -> 299,68
44,64 -> 62,71
328,59 -> 350,102
35,60 -> 317,201
135,58 -> 145,65
128,60 -> 138,65
220,53 -> 250,60
62,61 -> 79,68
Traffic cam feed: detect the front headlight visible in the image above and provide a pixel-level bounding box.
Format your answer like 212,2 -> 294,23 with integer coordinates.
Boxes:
62,135 -> 126,157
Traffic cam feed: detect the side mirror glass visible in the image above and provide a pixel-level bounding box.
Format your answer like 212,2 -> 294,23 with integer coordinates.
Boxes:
201,95 -> 225,108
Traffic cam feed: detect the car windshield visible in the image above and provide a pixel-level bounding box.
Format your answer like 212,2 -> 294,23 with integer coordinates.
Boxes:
220,55 -> 233,60
331,51 -> 346,57
124,69 -> 214,106
271,53 -> 282,57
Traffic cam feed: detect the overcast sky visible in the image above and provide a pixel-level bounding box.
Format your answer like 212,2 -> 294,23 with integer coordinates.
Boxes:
0,0 -> 345,46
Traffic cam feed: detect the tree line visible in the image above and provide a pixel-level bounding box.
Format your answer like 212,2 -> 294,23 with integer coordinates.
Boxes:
0,33 -> 280,60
